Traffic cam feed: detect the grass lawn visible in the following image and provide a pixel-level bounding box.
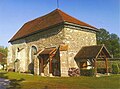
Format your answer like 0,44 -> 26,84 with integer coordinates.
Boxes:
0,71 -> 120,89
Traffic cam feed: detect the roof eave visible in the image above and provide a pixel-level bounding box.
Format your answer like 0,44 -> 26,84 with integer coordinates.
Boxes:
9,21 -> 99,43
64,21 -> 99,32
9,22 -> 65,43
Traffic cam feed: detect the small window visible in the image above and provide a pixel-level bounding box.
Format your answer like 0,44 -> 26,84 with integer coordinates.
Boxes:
31,46 -> 37,55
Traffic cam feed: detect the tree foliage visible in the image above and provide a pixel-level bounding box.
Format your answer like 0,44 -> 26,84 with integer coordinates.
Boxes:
0,46 -> 8,56
0,46 -> 8,69
97,28 -> 120,58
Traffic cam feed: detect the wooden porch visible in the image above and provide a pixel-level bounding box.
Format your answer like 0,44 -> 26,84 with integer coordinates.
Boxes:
35,47 -> 61,76
75,45 -> 112,76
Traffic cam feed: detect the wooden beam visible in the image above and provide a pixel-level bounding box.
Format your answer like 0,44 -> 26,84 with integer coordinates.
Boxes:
95,45 -> 104,59
36,48 -> 44,56
101,50 -> 109,74
41,57 -> 44,73
49,56 -> 52,73
105,58 -> 108,74
94,58 -> 97,76
49,48 -> 56,55
39,58 -> 41,75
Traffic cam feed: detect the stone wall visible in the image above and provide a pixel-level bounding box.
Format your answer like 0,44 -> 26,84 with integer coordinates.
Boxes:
8,24 -> 97,76
8,25 -> 65,74
7,46 -> 14,69
60,51 -> 69,76
63,26 -> 97,69
7,43 -> 28,72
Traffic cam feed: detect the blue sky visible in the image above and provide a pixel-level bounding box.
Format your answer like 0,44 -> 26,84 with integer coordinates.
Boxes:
0,0 -> 119,47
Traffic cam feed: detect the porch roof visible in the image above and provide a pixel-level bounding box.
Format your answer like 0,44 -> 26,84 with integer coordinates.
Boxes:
74,45 -> 111,60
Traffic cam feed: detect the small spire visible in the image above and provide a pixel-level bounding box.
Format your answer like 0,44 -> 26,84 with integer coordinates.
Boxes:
57,0 -> 59,9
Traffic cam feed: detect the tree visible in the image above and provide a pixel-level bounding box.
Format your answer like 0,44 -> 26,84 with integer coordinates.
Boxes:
109,34 -> 120,57
97,28 -> 110,45
97,28 -> 120,58
0,46 -> 8,56
0,46 -> 8,69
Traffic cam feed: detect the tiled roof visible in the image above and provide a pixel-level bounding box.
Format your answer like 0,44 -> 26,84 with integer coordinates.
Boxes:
9,9 -> 97,42
75,45 -> 111,60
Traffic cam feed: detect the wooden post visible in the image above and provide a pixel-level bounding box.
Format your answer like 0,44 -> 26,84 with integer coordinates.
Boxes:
94,59 -> 97,76
49,56 -> 52,73
79,62 -> 81,76
105,58 -> 108,75
101,50 -> 109,75
49,55 -> 53,77
39,58 -> 41,75
41,57 -> 44,73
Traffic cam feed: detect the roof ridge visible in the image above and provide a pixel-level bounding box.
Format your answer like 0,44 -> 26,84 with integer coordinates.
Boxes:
25,9 -> 59,24
56,9 -> 96,29
56,9 -> 65,22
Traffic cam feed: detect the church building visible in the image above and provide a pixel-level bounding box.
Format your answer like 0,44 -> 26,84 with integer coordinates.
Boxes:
7,9 -> 111,76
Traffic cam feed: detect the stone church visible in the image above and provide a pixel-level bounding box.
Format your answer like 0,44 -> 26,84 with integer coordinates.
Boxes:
7,9 -> 103,77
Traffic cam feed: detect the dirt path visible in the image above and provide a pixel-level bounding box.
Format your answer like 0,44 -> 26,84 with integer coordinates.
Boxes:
0,78 -> 10,89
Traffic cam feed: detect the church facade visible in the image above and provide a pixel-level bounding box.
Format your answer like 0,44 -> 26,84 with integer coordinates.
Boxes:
7,9 -> 98,76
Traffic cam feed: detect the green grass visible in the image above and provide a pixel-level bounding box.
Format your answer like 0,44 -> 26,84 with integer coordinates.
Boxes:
0,71 -> 120,89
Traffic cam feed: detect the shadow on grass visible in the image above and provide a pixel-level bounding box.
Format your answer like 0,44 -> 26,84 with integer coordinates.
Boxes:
43,86 -> 48,89
0,72 -> 8,79
8,78 -> 25,89
0,71 -> 25,89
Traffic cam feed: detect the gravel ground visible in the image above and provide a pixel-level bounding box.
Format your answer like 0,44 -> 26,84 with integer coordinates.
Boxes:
0,78 -> 10,89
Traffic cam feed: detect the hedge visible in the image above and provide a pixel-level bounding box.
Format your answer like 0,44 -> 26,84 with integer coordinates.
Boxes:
80,69 -> 94,76
112,64 -> 119,74
97,68 -> 111,74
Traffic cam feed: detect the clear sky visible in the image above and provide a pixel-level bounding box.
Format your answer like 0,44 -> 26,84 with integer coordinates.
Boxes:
0,0 -> 119,47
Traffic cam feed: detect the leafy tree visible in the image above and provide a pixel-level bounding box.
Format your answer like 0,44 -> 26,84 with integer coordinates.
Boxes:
0,46 -> 8,69
0,46 -> 8,56
97,28 -> 120,58
109,34 -> 120,57
97,28 -> 110,44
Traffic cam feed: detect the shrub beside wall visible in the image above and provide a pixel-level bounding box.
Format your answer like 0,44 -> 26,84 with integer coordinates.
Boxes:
112,64 -> 119,74
80,69 -> 94,76
97,68 -> 111,73
97,68 -> 106,74
98,60 -> 120,74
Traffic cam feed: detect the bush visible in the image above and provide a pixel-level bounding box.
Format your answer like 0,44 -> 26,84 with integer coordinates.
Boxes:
97,68 -> 111,74
118,63 -> 120,74
118,63 -> 120,68
97,68 -> 106,74
80,69 -> 94,76
112,64 -> 119,74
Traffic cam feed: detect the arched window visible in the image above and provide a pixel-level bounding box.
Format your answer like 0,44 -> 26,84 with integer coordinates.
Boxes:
32,46 -> 37,54
31,46 -> 37,63
28,46 -> 37,74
